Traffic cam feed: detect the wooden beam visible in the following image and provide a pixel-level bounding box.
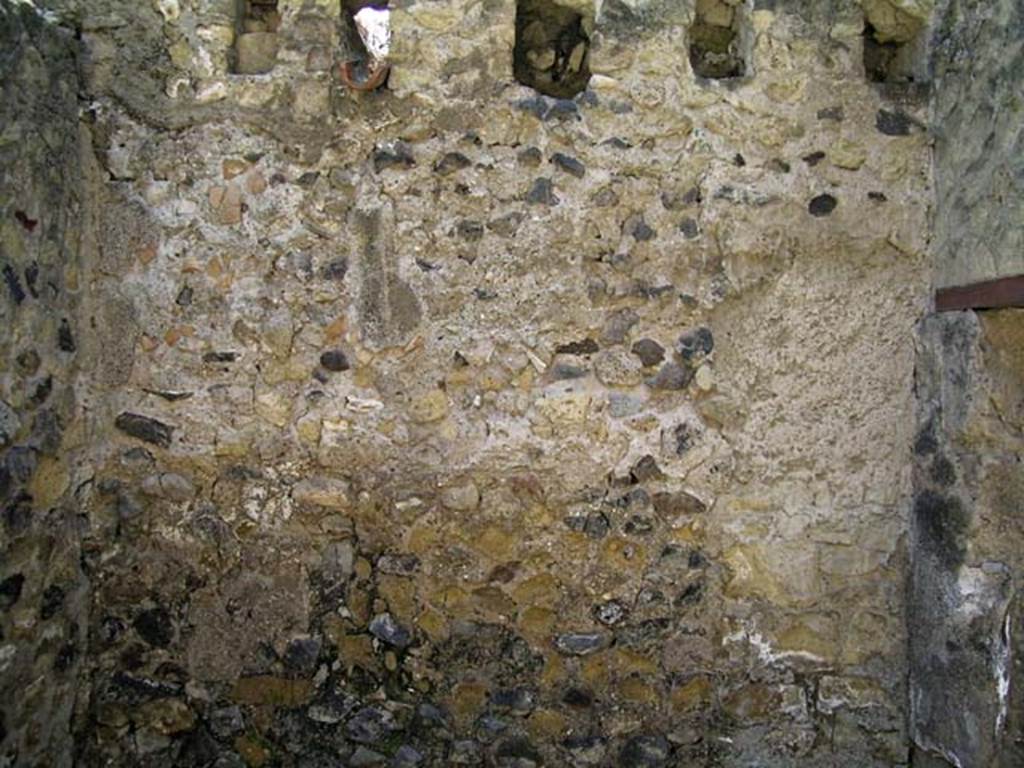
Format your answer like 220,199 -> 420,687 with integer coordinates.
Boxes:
935,274 -> 1024,312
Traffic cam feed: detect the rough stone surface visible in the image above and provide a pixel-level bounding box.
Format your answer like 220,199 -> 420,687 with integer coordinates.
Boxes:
0,1 -> 1018,767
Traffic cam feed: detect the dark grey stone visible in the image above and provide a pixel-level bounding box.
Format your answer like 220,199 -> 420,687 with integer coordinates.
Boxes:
455,220 -> 485,241
624,214 -> 656,241
809,193 -> 838,216
114,412 -> 174,448
551,152 -> 585,178
647,362 -> 693,391
373,141 -> 415,172
320,350 -> 350,372
209,706 -> 244,739
876,109 -> 913,136
377,553 -> 420,576
593,600 -> 628,626
487,212 -> 524,237
284,635 -> 322,674
631,339 -> 664,367
134,606 -> 173,647
489,688 -> 535,715
0,574 -> 25,611
619,733 -> 670,767
449,740 -> 482,764
678,217 -> 699,239
322,257 -> 348,281
39,584 -> 65,620
369,613 -> 412,649
554,632 -> 607,656
435,151 -> 472,176
600,308 -> 639,346
391,745 -> 424,766
526,177 -> 558,206
350,746 -> 387,766
676,327 -> 714,361
803,150 -> 826,166
555,338 -> 599,355
57,318 -> 75,352
347,706 -> 397,745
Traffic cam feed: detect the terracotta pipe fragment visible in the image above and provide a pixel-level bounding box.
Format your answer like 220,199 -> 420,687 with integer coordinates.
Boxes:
339,60 -> 389,91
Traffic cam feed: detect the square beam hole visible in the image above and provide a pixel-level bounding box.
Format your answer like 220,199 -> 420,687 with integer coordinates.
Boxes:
689,0 -> 749,80
514,0 -> 592,99
233,0 -> 280,74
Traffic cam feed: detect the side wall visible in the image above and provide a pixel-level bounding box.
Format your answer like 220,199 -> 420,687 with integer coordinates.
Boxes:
930,0 -> 1024,288
65,0 -> 931,764
0,3 -> 91,766
910,0 -> 1024,764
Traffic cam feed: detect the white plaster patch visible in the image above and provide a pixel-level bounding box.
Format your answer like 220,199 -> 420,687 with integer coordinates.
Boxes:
722,623 -> 826,666
353,7 -> 391,66
995,611 -> 1011,736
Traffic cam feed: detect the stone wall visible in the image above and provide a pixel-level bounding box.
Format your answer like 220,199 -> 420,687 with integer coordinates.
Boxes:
910,312 -> 1024,767
930,0 -> 1024,287
907,1 -> 1024,765
57,0 -> 934,765
0,3 -> 92,765
7,0 -> 1015,766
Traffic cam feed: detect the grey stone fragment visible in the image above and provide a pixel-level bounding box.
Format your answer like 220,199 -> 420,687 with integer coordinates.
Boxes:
322,540 -> 355,579
623,214 -> 656,241
647,362 -> 693,391
209,706 -> 244,739
377,553 -> 420,576
133,606 -> 173,647
391,745 -> 424,766
495,735 -> 541,766
619,734 -> 670,767
565,734 -> 605,764
550,362 -> 587,380
551,152 -> 585,178
449,740 -> 482,764
676,327 -> 713,361
369,612 -> 412,649
600,309 -> 639,346
114,412 -> 174,448
347,706 -> 397,745
876,109 -> 913,136
526,177 -> 558,206
487,212 -> 524,237
28,408 -> 61,455
140,473 -> 195,501
554,632 -> 607,656
284,635 -> 321,674
489,688 -> 535,715
631,339 -> 664,367
320,349 -> 350,372
349,746 -> 387,766
593,600 -> 628,626
608,393 -> 644,418
809,194 -> 838,217
0,574 -> 25,611
435,152 -> 471,176
0,400 -> 20,447
373,141 -> 415,172
517,147 -> 542,166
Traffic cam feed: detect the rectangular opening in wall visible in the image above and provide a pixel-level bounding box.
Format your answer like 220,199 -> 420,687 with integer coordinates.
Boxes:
340,1 -> 391,91
233,0 -> 280,74
513,0 -> 592,99
688,0 -> 750,80
862,16 -> 927,85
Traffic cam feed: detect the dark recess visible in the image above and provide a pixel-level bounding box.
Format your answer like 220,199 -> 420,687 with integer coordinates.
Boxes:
514,0 -> 592,98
